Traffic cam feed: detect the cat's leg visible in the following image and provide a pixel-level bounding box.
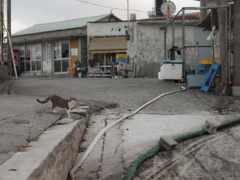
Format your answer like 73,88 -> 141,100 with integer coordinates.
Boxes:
52,105 -> 58,114
66,109 -> 71,118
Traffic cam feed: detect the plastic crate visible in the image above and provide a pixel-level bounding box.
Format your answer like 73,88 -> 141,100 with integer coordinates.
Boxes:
201,58 -> 220,64
116,54 -> 127,59
116,59 -> 128,63
197,64 -> 211,71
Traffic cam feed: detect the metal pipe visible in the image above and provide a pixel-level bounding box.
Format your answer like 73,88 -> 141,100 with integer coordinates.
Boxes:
127,0 -> 129,35
195,5 -> 229,10
182,8 -> 185,79
200,0 -> 207,21
0,0 -> 3,65
211,9 -> 215,70
228,5 -> 231,85
164,28 -> 167,60
172,21 -> 175,60
183,5 -> 229,11
160,8 -> 182,29
185,45 -> 212,48
195,41 -> 199,75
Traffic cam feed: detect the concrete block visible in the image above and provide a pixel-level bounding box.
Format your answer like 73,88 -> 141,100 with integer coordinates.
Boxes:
202,119 -> 221,134
56,118 -> 74,124
71,109 -> 87,113
187,75 -> 207,88
159,136 -> 177,150
232,86 -> 240,97
71,106 -> 90,116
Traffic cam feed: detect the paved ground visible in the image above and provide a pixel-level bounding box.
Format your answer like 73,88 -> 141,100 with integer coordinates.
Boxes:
1,77 -> 240,179
76,113 -> 240,180
9,77 -> 240,115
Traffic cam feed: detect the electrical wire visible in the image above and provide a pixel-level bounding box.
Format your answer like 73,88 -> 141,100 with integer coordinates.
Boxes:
77,0 -> 147,13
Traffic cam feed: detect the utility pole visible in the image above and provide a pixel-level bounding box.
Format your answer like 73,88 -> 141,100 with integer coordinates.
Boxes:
233,0 -> 240,85
0,0 -> 3,66
217,0 -> 228,89
7,0 -> 12,76
232,0 -> 240,95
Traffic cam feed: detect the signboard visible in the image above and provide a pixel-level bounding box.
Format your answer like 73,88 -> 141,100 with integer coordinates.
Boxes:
71,48 -> 78,56
46,42 -> 51,63
36,45 -> 42,60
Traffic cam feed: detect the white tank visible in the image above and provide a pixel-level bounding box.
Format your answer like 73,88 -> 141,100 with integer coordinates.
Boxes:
130,13 -> 136,21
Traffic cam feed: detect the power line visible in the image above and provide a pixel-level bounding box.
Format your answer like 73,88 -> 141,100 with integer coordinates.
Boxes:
77,0 -> 147,13
49,4 -> 86,22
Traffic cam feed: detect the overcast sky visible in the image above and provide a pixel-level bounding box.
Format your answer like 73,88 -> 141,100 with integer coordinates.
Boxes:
7,0 -> 200,34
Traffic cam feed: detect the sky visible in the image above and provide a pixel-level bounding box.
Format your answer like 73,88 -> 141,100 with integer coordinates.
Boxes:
6,0 -> 200,34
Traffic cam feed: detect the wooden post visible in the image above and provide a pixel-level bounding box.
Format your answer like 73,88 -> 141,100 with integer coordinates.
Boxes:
233,0 -> 240,86
217,0 -> 228,87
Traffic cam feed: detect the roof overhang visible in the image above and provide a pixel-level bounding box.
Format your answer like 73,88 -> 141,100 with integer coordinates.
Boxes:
89,37 -> 127,53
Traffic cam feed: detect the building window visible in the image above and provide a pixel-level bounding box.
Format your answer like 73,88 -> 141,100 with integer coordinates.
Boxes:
20,44 -> 42,72
54,41 -> 69,73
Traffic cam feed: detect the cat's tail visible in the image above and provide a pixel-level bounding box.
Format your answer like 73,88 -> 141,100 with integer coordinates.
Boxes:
37,96 -> 51,104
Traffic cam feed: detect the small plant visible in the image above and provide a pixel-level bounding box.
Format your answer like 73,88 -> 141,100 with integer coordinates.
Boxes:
108,102 -> 120,109
26,137 -> 39,143
15,144 -> 32,152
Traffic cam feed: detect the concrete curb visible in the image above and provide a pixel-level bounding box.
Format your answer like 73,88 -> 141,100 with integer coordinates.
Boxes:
0,106 -> 90,180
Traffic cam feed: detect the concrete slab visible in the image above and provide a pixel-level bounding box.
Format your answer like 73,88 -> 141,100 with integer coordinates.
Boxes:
75,115 -> 106,180
75,113 -> 240,180
0,117 -> 89,180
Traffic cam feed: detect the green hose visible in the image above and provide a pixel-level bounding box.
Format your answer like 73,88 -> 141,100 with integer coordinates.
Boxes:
123,117 -> 240,180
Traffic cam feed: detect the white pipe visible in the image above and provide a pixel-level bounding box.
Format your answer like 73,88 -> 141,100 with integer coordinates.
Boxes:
4,25 -> 18,79
70,86 -> 186,179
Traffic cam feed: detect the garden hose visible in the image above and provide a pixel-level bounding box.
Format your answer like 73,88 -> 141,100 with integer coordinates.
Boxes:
70,86 -> 186,179
123,117 -> 240,180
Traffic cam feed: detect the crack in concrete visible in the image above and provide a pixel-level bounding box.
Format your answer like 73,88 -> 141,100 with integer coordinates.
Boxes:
97,115 -> 108,179
115,121 -> 124,155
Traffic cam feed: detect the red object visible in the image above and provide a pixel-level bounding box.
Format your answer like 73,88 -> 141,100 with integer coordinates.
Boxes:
12,49 -> 19,67
167,5 -> 170,19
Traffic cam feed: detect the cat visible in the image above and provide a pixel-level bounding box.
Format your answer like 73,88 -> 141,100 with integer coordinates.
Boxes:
37,95 -> 76,118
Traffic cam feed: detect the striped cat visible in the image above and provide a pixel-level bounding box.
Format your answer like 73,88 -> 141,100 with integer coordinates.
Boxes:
37,95 -> 76,117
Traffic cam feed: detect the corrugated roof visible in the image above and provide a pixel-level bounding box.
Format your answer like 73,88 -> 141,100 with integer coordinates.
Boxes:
13,14 -> 111,36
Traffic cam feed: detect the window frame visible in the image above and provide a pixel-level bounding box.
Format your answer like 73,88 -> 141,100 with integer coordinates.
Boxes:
20,44 -> 42,72
54,41 -> 70,73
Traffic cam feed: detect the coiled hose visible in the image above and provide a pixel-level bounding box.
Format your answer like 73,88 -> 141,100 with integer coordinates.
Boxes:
70,86 -> 186,179
123,117 -> 240,180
